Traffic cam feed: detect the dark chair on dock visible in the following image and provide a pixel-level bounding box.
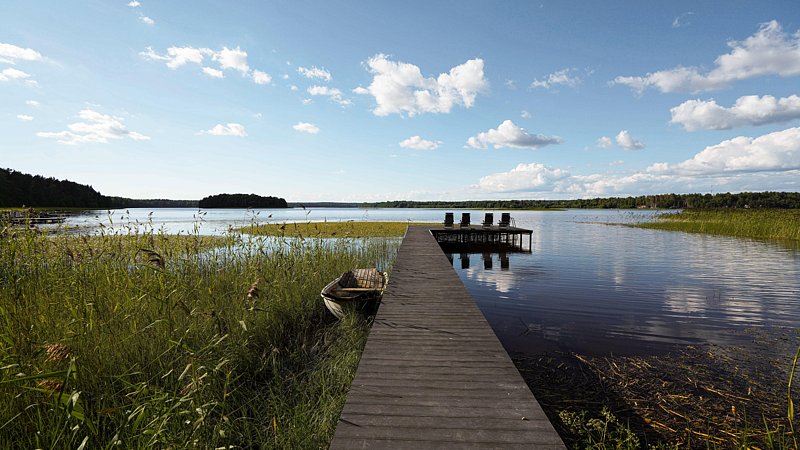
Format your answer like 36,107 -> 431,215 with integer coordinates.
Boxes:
482,212 -> 493,227
444,212 -> 454,228
459,213 -> 471,228
499,212 -> 511,228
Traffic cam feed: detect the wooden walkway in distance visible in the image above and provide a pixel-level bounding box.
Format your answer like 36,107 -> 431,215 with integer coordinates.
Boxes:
330,226 -> 565,449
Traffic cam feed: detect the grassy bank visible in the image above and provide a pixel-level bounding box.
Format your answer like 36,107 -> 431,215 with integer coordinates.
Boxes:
0,227 -> 399,448
241,221 -> 436,238
636,209 -> 800,241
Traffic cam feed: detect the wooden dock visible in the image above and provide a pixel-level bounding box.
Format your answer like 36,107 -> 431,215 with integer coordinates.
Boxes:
330,226 -> 564,449
430,225 -> 533,252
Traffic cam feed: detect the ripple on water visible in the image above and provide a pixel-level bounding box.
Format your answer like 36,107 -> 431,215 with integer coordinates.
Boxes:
451,210 -> 800,357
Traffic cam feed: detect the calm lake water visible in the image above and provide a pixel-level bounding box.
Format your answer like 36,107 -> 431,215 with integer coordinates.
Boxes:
66,207 -> 800,357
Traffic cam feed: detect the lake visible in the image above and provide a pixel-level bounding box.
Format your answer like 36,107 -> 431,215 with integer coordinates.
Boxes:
64,207 -> 800,358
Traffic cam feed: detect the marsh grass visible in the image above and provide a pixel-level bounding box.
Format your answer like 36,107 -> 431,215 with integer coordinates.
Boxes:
635,209 -> 800,241
0,222 -> 399,448
241,221 -> 437,238
520,339 -> 800,449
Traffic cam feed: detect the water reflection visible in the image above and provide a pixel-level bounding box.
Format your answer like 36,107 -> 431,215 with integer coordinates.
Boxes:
445,252 -> 513,271
451,210 -> 800,358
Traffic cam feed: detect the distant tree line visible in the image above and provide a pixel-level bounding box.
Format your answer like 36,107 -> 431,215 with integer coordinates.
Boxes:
198,193 -> 288,209
4,167 -> 799,210
0,168 -> 109,208
287,202 -> 361,208
361,192 -> 800,209
104,197 -> 198,208
0,168 -> 286,209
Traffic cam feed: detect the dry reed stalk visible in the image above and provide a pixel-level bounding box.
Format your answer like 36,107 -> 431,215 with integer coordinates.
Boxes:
37,379 -> 64,392
247,278 -> 260,300
44,343 -> 72,363
138,248 -> 165,269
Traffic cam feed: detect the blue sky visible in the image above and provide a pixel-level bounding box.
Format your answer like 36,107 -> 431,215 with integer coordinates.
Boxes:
1,1 -> 799,201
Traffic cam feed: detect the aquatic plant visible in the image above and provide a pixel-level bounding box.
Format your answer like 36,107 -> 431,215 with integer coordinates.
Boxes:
241,220 -> 435,238
635,208 -> 800,241
0,224 -> 399,448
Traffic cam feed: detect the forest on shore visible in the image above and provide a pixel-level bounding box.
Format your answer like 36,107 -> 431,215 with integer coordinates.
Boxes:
0,168 -> 285,209
361,191 -> 800,210
198,193 -> 287,209
3,167 -> 800,210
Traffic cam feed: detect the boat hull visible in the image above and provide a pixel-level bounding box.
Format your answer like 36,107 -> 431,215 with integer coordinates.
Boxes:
321,271 -> 386,319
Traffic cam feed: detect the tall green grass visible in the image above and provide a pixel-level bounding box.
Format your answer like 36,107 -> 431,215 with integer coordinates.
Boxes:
636,209 -> 800,241
241,221 -> 435,238
0,224 -> 399,448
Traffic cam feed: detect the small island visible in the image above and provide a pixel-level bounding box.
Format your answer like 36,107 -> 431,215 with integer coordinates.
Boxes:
198,193 -> 288,209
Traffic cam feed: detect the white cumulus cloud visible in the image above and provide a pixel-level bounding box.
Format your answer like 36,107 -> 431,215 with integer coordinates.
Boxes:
252,70 -> 272,85
202,67 -> 224,78
16,114 -> 33,121
613,20 -> 800,93
293,122 -> 319,134
399,136 -> 441,150
37,109 -> 150,145
0,43 -> 42,63
140,16 -> 155,26
127,1 -> 141,6
297,66 -> 332,81
141,46 -> 205,69
213,46 -> 249,73
615,130 -> 645,150
204,123 -> 247,137
596,136 -> 613,148
466,120 -> 562,150
26,100 -> 40,107
307,85 -> 350,106
670,95 -> 800,131
0,67 -> 31,82
530,68 -> 580,89
141,45 -> 269,84
475,127 -> 800,197
658,127 -> 800,174
478,163 -> 571,192
357,54 -> 487,116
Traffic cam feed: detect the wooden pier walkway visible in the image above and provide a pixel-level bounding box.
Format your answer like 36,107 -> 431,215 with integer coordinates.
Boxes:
330,226 -> 564,449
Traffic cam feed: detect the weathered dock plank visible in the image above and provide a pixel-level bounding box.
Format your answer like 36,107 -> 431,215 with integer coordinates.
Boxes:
330,226 -> 564,449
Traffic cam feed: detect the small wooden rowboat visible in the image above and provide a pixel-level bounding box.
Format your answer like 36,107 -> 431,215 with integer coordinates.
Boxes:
321,268 -> 387,319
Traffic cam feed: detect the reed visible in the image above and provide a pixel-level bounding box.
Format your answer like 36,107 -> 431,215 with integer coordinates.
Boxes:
241,221 -> 436,238
635,209 -> 800,241
0,224 -> 399,448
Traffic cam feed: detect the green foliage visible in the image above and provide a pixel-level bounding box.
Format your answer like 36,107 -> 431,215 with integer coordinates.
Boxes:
788,345 -> 800,449
636,209 -> 800,241
198,194 -> 288,209
0,167 -> 108,208
559,408 -> 641,449
104,197 -> 198,208
0,168 -> 197,209
362,192 -> 800,210
241,221 -> 434,238
0,225 -> 399,448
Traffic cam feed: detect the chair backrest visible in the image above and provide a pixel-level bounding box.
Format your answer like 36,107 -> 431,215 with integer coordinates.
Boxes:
459,212 -> 471,227
444,212 -> 454,227
499,212 -> 511,227
482,212 -> 493,227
